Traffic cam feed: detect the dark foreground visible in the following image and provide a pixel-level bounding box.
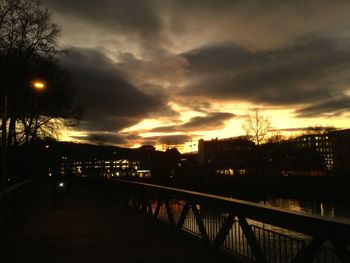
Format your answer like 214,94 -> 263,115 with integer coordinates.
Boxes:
5,182 -> 232,263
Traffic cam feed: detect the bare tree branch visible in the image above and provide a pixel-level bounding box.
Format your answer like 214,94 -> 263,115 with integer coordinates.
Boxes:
242,108 -> 272,145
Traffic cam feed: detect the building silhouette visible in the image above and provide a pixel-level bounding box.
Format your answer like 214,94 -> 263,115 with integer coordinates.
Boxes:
295,129 -> 350,175
198,137 -> 254,176
198,129 -> 350,177
38,142 -> 181,180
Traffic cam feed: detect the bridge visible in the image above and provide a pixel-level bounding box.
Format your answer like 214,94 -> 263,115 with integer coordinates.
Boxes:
1,178 -> 350,263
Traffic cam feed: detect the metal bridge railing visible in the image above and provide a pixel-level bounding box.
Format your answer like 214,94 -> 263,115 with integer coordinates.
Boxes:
0,178 -> 36,248
109,179 -> 350,263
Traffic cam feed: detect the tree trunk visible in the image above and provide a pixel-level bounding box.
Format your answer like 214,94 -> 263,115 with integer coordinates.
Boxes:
7,116 -> 16,147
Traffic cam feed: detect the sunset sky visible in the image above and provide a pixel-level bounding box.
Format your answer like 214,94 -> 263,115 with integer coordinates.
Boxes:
42,0 -> 350,152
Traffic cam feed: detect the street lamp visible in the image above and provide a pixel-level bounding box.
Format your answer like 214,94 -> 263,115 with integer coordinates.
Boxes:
1,91 -> 8,189
1,80 -> 46,189
32,80 -> 46,91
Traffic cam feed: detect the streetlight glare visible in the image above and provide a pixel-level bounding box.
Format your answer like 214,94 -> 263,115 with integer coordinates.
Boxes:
32,81 -> 46,90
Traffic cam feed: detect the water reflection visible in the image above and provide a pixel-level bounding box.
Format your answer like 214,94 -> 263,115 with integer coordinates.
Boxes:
259,198 -> 350,221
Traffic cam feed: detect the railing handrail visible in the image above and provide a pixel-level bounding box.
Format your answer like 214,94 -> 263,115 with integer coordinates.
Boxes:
1,177 -> 37,248
113,179 -> 350,242
0,178 -> 36,200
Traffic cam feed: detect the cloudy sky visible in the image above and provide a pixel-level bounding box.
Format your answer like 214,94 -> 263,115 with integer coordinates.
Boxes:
42,0 -> 350,152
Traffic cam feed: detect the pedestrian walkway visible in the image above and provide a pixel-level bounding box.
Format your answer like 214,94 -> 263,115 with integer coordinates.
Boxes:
5,182 -> 233,263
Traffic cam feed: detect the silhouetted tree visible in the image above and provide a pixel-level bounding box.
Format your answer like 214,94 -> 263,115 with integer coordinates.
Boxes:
242,108 -> 271,145
0,0 -> 81,146
14,58 -> 82,145
242,108 -> 272,176
0,0 -> 82,184
267,131 -> 286,144
0,0 -> 60,80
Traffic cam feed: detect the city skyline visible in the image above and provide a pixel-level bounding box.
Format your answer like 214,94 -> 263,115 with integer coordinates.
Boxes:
42,0 -> 350,152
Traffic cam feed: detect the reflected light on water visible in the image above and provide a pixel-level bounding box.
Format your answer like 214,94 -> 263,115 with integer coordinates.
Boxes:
320,202 -> 325,217
260,198 -> 350,221
262,199 -> 303,213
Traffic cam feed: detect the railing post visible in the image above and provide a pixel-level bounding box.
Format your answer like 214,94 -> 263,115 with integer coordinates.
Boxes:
292,237 -> 324,263
165,200 -> 175,226
122,183 -> 131,207
153,199 -> 162,219
191,202 -> 209,242
238,215 -> 267,263
330,240 -> 350,263
0,179 -> 36,251
138,191 -> 147,212
177,201 -> 190,230
214,211 -> 236,248
146,199 -> 153,216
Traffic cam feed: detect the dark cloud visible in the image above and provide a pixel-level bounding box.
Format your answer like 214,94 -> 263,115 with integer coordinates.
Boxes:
142,134 -> 191,146
296,95 -> 350,117
163,0 -> 350,51
116,52 -> 189,95
71,131 -> 143,146
43,0 -> 350,56
61,48 -> 168,133
182,112 -> 235,129
86,132 -> 127,145
44,0 -> 161,41
150,126 -> 176,133
151,112 -> 235,133
181,36 -> 350,116
171,98 -> 212,113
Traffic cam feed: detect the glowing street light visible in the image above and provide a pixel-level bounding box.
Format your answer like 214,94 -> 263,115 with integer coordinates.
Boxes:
32,80 -> 46,91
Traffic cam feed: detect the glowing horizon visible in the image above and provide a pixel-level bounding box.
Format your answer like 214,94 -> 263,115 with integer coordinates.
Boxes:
60,102 -> 350,153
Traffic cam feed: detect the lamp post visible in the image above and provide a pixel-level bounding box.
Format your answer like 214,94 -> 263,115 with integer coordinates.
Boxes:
31,80 -> 46,181
0,80 -> 46,189
1,91 -> 8,189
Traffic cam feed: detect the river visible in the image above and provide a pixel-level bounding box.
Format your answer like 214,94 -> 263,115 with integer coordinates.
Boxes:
258,198 -> 350,221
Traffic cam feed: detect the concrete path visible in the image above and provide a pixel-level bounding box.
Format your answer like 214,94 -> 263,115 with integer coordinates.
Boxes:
5,182 -> 234,263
